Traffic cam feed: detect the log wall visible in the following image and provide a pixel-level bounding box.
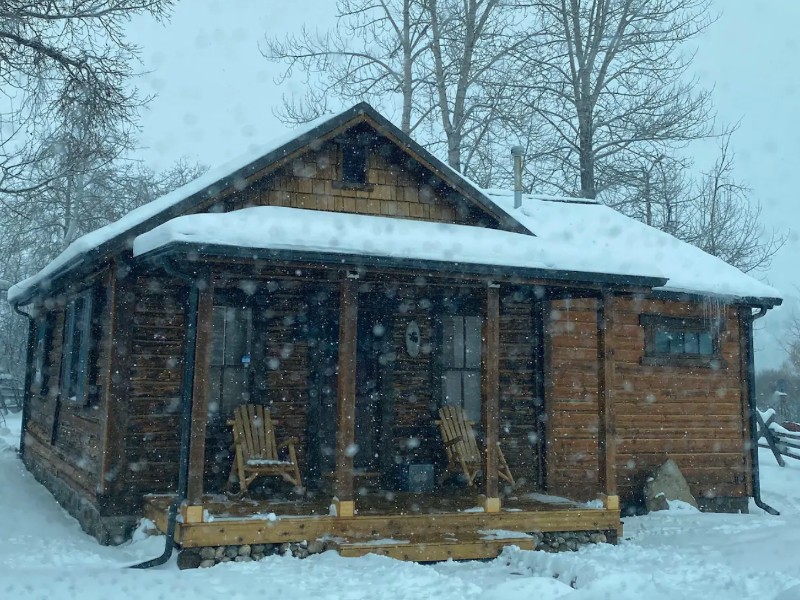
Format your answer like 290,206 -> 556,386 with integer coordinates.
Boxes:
23,279 -> 109,502
385,287 -> 436,466
499,291 -> 540,488
545,296 -> 749,505
261,285 -> 311,465
545,298 -> 601,502
124,276 -> 186,495
613,298 -> 748,504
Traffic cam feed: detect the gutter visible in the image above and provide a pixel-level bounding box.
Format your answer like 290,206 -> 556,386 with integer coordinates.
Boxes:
11,302 -> 34,460
746,306 -> 779,516
136,241 -> 670,291
130,258 -> 202,568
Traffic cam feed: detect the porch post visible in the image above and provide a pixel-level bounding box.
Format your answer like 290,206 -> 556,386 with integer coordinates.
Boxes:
186,280 -> 214,514
334,277 -> 358,517
596,292 -> 619,510
482,283 -> 501,512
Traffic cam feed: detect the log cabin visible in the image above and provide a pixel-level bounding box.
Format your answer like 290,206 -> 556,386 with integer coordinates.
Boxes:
7,103 -> 781,561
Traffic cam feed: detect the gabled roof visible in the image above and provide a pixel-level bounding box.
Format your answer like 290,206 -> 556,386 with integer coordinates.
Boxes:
8,103 -> 522,304
7,103 -> 783,307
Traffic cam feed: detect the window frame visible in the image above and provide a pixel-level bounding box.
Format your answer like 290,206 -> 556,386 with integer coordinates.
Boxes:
208,302 -> 254,422
333,141 -> 373,190
32,313 -> 54,397
60,290 -> 94,405
639,314 -> 726,368
439,314 -> 483,423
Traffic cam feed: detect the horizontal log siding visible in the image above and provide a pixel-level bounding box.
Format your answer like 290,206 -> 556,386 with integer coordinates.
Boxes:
613,298 -> 748,503
24,305 -> 100,500
124,277 -> 186,495
499,292 -> 539,488
545,298 -> 600,502
227,140 -> 485,226
25,278 -> 111,500
261,286 -> 311,472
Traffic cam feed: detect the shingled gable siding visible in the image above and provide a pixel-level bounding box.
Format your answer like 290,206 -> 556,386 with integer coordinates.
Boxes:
544,296 -> 748,506
224,139 -> 495,226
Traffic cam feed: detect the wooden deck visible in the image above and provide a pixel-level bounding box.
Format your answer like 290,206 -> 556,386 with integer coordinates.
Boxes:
144,492 -> 620,560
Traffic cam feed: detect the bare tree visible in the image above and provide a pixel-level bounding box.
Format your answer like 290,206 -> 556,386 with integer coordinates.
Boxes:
421,0 -> 529,175
523,0 -> 715,199
602,151 -> 688,231
0,1 -> 174,195
262,0 -> 431,133
0,153 -> 205,382
0,153 -> 207,282
262,0 -> 530,179
680,133 -> 785,273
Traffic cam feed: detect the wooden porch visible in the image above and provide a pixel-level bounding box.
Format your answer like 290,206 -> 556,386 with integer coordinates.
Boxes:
147,257 -> 624,562
144,492 -> 620,561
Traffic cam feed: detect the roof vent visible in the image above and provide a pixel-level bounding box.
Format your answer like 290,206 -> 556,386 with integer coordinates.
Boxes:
511,146 -> 524,209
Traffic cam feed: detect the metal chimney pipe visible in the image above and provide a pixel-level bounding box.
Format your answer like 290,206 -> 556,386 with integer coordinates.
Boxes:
511,145 -> 524,208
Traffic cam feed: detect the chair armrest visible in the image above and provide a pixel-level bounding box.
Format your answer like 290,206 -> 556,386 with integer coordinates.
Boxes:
443,436 -> 463,448
277,437 -> 300,450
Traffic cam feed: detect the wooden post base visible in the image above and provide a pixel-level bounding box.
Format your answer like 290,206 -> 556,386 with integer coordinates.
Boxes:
332,498 -> 356,518
599,494 -> 619,510
181,504 -> 205,524
484,497 -> 501,513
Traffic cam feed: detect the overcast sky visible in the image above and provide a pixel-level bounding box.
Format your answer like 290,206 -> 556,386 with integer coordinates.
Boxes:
126,0 -> 800,370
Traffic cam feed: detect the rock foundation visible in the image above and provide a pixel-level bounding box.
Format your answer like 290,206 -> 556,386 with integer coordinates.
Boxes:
532,530 -> 610,552
177,529 -> 614,568
177,539 -> 332,569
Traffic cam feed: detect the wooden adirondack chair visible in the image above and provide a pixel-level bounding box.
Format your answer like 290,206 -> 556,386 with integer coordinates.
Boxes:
436,406 -> 515,487
229,404 -> 302,494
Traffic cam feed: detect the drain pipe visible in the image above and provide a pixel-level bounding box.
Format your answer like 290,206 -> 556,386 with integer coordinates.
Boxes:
511,146 -> 524,209
747,305 -> 779,516
131,259 -> 201,568
11,302 -> 35,460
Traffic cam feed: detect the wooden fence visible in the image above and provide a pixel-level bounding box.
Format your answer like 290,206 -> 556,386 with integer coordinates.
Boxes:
758,409 -> 800,466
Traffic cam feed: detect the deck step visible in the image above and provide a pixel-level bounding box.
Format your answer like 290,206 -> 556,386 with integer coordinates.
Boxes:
334,534 -> 535,561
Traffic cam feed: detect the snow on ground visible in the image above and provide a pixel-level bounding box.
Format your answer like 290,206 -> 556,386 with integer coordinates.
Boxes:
1,414 -> 799,600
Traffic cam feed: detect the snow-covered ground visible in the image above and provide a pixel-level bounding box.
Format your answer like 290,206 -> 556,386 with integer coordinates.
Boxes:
1,413 -> 799,600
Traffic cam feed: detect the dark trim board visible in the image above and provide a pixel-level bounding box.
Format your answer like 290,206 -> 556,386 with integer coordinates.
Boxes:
137,242 -> 669,291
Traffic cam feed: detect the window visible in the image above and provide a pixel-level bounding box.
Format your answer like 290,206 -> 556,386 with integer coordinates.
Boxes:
441,315 -> 482,422
209,305 -> 253,420
640,314 -> 724,368
32,314 -> 53,397
341,143 -> 368,185
60,292 -> 94,404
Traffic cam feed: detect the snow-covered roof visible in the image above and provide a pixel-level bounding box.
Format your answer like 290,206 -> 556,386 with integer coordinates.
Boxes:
132,205 -> 667,286
6,110 -> 355,303
6,101 -> 782,306
483,189 -> 781,302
